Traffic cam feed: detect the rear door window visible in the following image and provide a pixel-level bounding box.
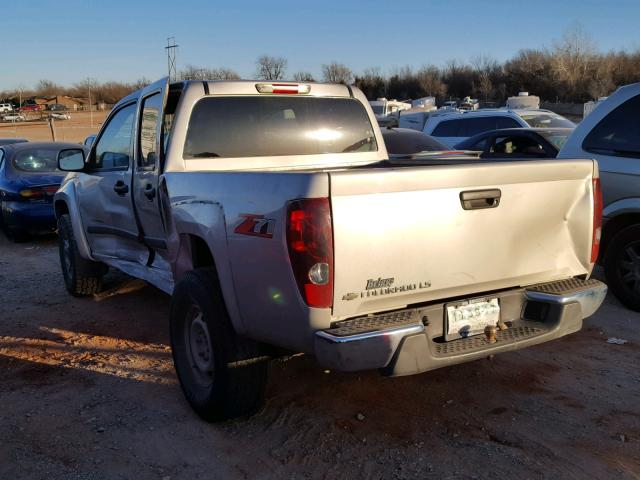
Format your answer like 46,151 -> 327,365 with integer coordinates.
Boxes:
184,96 -> 377,158
583,95 -> 640,157
496,117 -> 522,129
458,117 -> 496,137
431,119 -> 460,137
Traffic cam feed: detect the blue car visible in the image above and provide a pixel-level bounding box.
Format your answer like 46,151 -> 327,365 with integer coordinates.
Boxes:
0,142 -> 81,241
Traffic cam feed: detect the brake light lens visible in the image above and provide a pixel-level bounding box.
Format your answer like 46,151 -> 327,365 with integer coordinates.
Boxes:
286,198 -> 333,308
19,185 -> 58,200
255,83 -> 311,95
591,177 -> 602,263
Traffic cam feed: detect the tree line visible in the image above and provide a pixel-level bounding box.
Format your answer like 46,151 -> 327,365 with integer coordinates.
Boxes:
2,26 -> 638,106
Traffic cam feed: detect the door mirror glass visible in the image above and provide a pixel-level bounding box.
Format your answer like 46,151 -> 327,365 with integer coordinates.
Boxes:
58,149 -> 86,171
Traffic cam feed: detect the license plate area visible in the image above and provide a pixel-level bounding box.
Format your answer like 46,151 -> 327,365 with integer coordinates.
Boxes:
445,297 -> 500,341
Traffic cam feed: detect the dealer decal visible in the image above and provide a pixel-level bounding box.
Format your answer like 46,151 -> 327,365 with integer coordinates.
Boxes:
234,214 -> 275,238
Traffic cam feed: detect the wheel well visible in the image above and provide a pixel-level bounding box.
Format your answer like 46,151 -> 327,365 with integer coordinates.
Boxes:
190,235 -> 215,269
602,213 -> 640,257
54,200 -> 69,219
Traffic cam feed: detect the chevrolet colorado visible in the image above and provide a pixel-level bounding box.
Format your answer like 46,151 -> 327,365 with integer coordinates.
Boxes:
54,78 -> 606,420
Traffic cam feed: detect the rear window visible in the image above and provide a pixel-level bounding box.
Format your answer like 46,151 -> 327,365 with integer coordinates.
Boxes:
582,95 -> 640,157
432,116 -> 520,138
13,148 -> 59,172
520,113 -> 575,128
382,129 -> 448,154
184,96 -> 377,159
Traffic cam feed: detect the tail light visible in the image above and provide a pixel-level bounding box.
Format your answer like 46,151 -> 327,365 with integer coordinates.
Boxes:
19,185 -> 58,201
591,177 -> 603,263
286,198 -> 333,308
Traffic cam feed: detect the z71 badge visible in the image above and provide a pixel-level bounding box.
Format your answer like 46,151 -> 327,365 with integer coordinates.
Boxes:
234,214 -> 275,238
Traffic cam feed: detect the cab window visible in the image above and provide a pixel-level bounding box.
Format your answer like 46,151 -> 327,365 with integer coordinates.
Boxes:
89,103 -> 136,170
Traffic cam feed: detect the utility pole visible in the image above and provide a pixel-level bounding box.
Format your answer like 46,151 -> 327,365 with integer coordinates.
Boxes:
166,37 -> 178,82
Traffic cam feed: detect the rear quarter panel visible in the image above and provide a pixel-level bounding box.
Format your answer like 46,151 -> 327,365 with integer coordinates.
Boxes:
164,171 -> 332,352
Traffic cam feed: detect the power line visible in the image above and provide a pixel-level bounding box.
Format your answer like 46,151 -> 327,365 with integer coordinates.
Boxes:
166,37 -> 178,82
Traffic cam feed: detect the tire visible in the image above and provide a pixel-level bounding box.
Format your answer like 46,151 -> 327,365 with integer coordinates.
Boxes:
170,267 -> 268,421
604,224 -> 640,311
57,214 -> 107,296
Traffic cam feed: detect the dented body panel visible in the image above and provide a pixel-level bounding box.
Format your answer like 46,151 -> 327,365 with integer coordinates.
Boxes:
54,79 -> 605,370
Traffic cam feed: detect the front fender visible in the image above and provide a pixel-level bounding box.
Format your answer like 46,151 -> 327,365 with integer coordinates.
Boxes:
54,178 -> 94,261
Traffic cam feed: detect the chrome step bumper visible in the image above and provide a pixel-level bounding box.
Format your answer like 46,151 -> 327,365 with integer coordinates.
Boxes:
314,278 -> 607,375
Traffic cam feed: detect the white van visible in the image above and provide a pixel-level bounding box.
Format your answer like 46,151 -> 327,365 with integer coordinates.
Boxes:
0,103 -> 13,113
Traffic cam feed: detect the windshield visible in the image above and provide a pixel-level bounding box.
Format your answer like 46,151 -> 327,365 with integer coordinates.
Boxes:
539,130 -> 572,150
370,105 -> 385,115
13,148 -> 59,172
520,113 -> 575,128
184,96 -> 377,159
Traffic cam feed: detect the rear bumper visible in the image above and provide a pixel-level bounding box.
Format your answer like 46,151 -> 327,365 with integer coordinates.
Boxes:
314,278 -> 607,376
1,200 -> 56,231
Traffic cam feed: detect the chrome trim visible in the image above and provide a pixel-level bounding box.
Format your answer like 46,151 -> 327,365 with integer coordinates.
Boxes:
316,323 -> 424,344
314,322 -> 424,371
525,280 -> 607,318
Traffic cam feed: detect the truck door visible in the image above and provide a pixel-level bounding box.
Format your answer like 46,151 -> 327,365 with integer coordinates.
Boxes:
76,101 -> 148,263
132,78 -> 170,253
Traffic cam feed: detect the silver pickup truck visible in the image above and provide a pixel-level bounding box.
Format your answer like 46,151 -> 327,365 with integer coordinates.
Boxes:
54,78 -> 607,421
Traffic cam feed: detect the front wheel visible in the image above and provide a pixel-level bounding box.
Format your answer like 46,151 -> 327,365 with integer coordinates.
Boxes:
604,224 -> 640,311
170,267 -> 268,421
57,214 -> 107,296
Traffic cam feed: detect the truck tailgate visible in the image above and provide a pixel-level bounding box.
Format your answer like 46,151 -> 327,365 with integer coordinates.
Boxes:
330,160 -> 595,319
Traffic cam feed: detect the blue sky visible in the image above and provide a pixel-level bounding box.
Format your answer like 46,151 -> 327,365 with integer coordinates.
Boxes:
2,0 -> 639,90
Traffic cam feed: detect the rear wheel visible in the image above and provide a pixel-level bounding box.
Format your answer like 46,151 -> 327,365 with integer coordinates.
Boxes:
57,214 -> 107,296
604,224 -> 640,311
170,267 -> 268,421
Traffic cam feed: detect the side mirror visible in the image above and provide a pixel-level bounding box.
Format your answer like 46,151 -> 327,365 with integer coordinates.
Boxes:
58,148 -> 86,171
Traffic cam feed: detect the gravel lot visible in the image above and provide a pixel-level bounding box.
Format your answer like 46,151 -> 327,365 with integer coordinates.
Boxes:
0,233 -> 639,479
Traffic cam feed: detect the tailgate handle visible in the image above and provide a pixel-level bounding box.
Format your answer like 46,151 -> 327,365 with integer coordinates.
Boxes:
460,189 -> 501,210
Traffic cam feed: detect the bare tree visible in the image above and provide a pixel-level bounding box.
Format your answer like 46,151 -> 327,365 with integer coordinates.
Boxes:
551,23 -> 596,97
355,67 -> 387,99
180,65 -> 241,81
470,55 -> 499,101
416,65 -> 447,98
35,80 -> 62,97
322,62 -> 353,84
256,55 -> 287,80
293,71 -> 315,82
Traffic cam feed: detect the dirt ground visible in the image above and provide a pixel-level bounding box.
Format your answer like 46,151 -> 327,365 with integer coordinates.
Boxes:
0,233 -> 639,480
0,111 -> 109,143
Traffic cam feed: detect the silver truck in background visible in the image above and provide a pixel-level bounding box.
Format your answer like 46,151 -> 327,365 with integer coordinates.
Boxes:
54,78 -> 606,421
558,82 -> 640,311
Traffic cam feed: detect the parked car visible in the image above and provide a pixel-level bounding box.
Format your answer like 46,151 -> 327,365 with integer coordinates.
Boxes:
455,128 -> 573,159
558,82 -> 640,310
18,104 -> 42,112
83,134 -> 97,147
424,109 -> 575,147
2,113 -> 25,122
49,113 -> 71,120
0,103 -> 14,113
0,138 -> 27,146
381,127 -> 449,155
0,142 -> 80,240
54,78 -> 605,421
47,104 -> 68,111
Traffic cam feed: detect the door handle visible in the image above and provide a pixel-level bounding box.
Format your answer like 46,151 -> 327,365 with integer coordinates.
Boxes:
460,189 -> 501,210
113,180 -> 129,196
144,183 -> 156,200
